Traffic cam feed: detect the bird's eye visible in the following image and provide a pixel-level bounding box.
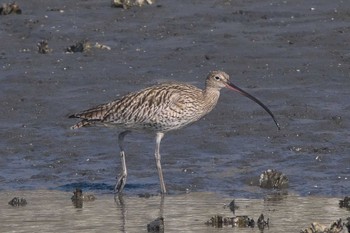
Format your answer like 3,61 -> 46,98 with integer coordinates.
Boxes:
214,76 -> 220,80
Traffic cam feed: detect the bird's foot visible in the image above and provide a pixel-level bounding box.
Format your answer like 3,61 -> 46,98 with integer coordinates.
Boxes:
114,174 -> 127,194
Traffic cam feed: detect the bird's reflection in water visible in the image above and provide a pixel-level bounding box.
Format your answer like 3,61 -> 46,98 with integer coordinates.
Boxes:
115,194 -> 165,233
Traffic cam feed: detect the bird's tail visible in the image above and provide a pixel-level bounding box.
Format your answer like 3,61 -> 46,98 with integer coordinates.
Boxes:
70,119 -> 94,129
69,101 -> 114,129
69,113 -> 99,129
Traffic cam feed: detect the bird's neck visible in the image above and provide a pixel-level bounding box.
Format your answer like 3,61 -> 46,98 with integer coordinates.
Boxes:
202,87 -> 221,110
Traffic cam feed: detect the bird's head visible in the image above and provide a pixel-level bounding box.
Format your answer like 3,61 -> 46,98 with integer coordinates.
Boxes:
206,70 -> 280,130
206,70 -> 231,89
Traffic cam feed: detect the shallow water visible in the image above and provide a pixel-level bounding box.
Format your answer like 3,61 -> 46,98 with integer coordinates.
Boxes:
1,190 -> 349,233
0,0 -> 349,201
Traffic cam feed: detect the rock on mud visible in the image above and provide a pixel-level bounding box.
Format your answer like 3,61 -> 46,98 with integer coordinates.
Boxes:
65,40 -> 111,53
71,188 -> 96,208
301,218 -> 349,233
257,214 -> 269,230
0,2 -> 21,15
65,40 -> 91,53
206,215 -> 256,228
339,196 -> 350,209
147,217 -> 164,232
37,40 -> 52,54
111,0 -> 154,9
259,169 -> 289,189
8,197 -> 27,207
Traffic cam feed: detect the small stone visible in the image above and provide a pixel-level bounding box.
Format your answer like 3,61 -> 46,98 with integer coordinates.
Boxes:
71,188 -> 96,208
344,218 -> 350,232
257,214 -> 269,230
111,0 -> 153,9
331,115 -> 342,125
65,40 -> 91,53
8,197 -> 27,207
206,215 -> 224,228
234,215 -> 255,228
339,196 -> 350,209
94,42 -> 111,50
83,194 -> 96,201
147,217 -> 164,232
37,40 -> 52,54
328,219 -> 344,232
71,188 -> 83,208
206,215 -> 255,228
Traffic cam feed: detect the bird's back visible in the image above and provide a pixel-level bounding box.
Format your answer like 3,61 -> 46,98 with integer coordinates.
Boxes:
70,82 -> 218,132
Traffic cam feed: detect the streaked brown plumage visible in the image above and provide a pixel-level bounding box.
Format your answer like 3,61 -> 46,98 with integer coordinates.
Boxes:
69,70 -> 279,194
71,80 -> 220,131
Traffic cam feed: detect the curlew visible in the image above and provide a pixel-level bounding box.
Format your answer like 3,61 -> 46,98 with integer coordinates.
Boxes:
69,71 -> 280,194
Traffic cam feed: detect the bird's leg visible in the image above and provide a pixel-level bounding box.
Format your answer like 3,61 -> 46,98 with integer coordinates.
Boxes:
115,130 -> 131,194
155,132 -> 167,194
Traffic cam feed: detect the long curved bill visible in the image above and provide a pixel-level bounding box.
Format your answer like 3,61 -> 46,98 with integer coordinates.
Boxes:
226,82 -> 280,130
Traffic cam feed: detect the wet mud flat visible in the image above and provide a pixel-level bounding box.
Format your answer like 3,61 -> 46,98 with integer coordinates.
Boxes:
1,190 -> 350,233
0,0 -> 350,231
0,0 -> 349,196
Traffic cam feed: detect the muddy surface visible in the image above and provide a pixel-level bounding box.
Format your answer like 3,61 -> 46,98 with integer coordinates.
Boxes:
0,0 -> 349,202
